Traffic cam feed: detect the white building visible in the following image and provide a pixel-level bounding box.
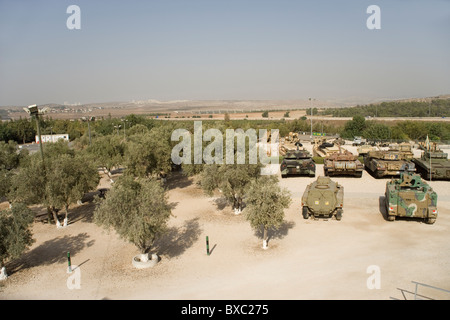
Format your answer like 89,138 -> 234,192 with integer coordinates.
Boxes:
35,134 -> 69,143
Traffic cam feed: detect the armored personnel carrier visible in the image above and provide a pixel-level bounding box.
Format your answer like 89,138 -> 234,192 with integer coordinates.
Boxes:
324,149 -> 364,177
385,172 -> 438,224
364,147 -> 416,178
280,149 -> 315,178
301,176 -> 344,220
412,145 -> 450,180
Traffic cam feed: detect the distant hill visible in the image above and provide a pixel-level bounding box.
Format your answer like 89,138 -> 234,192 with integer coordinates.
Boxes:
2,94 -> 449,120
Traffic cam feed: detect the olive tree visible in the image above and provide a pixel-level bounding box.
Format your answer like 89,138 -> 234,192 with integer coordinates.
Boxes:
10,144 -> 99,228
244,176 -> 292,249
86,135 -> 125,180
0,203 -> 35,280
94,176 -> 172,263
45,153 -> 100,227
0,141 -> 29,202
201,163 -> 261,214
124,127 -> 172,179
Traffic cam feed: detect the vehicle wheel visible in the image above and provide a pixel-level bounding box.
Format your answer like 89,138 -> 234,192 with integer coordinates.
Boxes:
324,168 -> 328,176
355,171 -> 363,178
426,218 -> 436,225
387,215 -> 395,221
335,209 -> 343,221
302,206 -> 310,219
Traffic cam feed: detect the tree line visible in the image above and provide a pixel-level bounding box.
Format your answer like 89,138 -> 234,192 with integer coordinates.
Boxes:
320,99 -> 450,118
340,115 -> 450,141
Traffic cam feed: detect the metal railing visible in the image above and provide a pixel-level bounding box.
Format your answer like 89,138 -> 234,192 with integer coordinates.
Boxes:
412,281 -> 450,300
391,281 -> 450,300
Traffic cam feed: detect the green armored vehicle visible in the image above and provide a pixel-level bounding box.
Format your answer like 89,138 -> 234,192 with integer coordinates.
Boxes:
364,144 -> 416,178
385,172 -> 438,224
413,146 -> 450,180
301,176 -> 344,220
280,149 -> 315,178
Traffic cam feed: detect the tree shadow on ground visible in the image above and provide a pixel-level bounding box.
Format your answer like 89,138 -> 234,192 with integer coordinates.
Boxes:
165,171 -> 193,190
212,196 -> 247,212
69,201 -> 97,224
153,218 -> 202,258
6,232 -> 95,275
213,196 -> 229,211
253,220 -> 296,243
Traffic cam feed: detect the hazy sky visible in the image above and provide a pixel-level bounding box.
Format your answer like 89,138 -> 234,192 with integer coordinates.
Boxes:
0,0 -> 449,106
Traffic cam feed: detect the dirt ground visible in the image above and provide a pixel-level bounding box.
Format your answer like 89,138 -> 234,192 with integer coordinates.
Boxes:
1,143 -> 450,300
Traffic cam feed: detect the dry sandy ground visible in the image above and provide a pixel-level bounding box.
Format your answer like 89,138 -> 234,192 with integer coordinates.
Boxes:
1,144 -> 450,300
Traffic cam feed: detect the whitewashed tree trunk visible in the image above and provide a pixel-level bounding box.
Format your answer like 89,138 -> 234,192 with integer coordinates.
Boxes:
0,267 -> 7,280
262,227 -> 268,249
140,253 -> 149,262
63,205 -> 69,227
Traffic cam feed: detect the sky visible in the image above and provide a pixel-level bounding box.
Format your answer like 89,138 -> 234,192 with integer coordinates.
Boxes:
0,0 -> 449,106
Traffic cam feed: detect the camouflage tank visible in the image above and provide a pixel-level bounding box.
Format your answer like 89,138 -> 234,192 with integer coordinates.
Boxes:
364,148 -> 416,178
385,172 -> 438,224
280,149 -> 315,178
412,146 -> 450,180
301,176 -> 344,220
324,149 -> 364,177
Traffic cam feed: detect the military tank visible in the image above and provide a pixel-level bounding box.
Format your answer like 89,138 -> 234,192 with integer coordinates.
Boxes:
357,144 -> 377,157
364,147 -> 416,178
324,149 -> 364,177
301,176 -> 344,220
412,145 -> 450,180
385,172 -> 438,224
280,149 -> 315,178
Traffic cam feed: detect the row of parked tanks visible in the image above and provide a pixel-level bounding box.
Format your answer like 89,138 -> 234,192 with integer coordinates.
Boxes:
362,142 -> 450,180
277,136 -> 444,224
280,137 -> 450,181
300,172 -> 438,224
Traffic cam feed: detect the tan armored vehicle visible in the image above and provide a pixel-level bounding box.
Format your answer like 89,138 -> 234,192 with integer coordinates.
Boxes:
389,142 -> 414,159
324,149 -> 364,177
301,176 -> 344,220
364,145 -> 416,178
357,144 -> 377,157
279,132 -> 302,156
312,137 -> 342,158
